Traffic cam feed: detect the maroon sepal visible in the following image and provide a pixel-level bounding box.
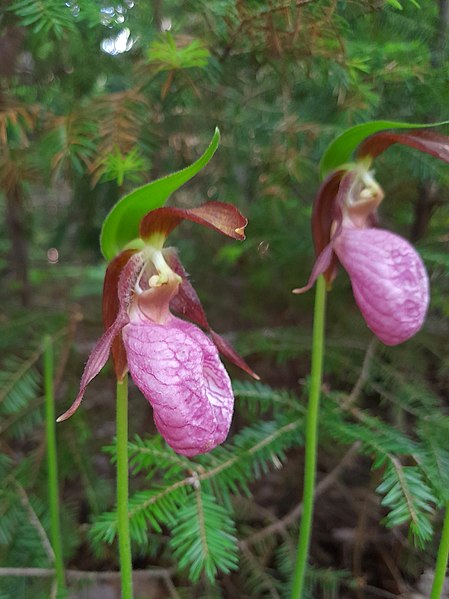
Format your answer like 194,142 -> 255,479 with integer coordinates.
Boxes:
164,248 -> 259,380
139,201 -> 248,242
103,249 -> 137,380
357,130 -> 449,164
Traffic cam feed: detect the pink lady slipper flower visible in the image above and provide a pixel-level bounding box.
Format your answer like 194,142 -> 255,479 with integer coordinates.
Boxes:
58,201 -> 258,456
293,128 -> 449,345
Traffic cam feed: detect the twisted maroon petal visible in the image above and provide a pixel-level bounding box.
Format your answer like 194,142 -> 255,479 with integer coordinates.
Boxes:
164,247 -> 259,379
295,172 -> 357,294
139,201 -> 248,242
334,227 -> 429,345
103,249 -> 137,380
56,312 -> 129,422
123,314 -> 234,456
292,237 -> 338,295
357,130 -> 449,163
164,248 -> 210,329
311,170 -> 345,284
57,252 -> 145,422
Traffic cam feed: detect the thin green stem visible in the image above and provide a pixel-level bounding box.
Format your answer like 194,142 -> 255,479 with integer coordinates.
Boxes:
116,376 -> 134,599
43,335 -> 65,594
291,275 -> 327,599
430,501 -> 449,599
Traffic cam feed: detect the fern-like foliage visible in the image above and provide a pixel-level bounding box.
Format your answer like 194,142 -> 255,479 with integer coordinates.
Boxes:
0,94 -> 38,147
99,145 -> 151,187
146,33 -> 210,72
170,489 -> 238,582
88,89 -> 149,186
44,110 -> 97,178
240,540 -> 282,598
0,352 -> 43,439
91,412 -> 303,582
376,461 -> 434,547
233,379 -> 299,416
321,397 -> 437,547
417,417 -> 449,503
275,541 -> 355,599
8,0 -> 77,38
90,482 -> 188,546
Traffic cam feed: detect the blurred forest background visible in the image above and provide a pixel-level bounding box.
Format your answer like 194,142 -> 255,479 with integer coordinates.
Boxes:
1,1 -> 449,598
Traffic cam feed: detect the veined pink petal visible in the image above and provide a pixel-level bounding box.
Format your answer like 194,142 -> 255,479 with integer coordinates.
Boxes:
122,313 -> 234,456
334,227 -> 429,345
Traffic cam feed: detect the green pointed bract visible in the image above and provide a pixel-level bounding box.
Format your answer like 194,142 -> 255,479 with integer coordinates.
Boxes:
100,128 -> 221,260
320,119 -> 449,180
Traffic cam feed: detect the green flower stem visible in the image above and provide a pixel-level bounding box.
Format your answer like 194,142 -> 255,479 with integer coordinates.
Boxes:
43,335 -> 65,593
430,501 -> 449,599
291,275 -> 327,599
116,376 -> 134,599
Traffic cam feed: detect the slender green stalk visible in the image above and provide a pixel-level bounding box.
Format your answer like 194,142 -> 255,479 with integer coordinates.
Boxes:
430,501 -> 449,599
43,335 -> 65,594
116,376 -> 133,599
291,275 -> 327,599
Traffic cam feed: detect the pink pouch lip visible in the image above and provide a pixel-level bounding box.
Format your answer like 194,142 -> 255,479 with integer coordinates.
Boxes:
334,227 -> 429,346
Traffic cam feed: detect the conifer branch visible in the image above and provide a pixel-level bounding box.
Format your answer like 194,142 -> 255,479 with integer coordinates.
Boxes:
342,337 -> 378,409
194,479 -> 210,565
0,348 -> 42,407
0,567 -> 174,580
15,481 -> 54,562
198,419 -> 300,482
241,544 -> 282,599
241,442 -> 360,548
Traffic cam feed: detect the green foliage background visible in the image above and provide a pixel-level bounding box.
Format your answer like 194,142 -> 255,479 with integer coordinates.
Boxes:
0,1 -> 448,597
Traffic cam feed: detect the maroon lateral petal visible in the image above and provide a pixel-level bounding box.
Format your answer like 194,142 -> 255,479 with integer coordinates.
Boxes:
103,249 -> 137,380
57,252 -> 144,422
311,170 -> 344,254
311,170 -> 344,284
164,247 -> 210,329
304,171 -> 355,290
139,201 -> 248,242
292,237 -> 337,294
164,247 -> 259,379
56,311 -> 129,422
210,331 -> 260,380
357,130 -> 449,163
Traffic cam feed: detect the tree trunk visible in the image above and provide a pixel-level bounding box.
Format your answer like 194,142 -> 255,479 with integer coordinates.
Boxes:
410,181 -> 440,243
432,0 -> 449,67
152,0 -> 163,31
0,26 -> 30,306
4,183 -> 30,306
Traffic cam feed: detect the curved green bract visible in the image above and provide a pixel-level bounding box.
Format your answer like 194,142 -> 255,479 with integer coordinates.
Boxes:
100,128 -> 221,260
319,119 -> 449,180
